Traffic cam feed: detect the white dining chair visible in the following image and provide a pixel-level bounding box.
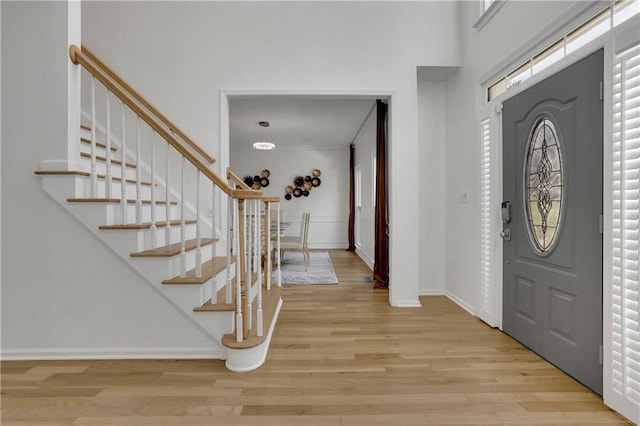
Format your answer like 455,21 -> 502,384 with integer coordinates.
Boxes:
280,212 -> 310,270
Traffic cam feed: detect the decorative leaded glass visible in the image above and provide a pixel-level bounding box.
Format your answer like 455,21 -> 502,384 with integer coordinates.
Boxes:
524,118 -> 564,254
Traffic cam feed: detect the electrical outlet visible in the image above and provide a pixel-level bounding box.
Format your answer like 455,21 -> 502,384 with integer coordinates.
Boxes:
460,190 -> 469,203
207,206 -> 213,217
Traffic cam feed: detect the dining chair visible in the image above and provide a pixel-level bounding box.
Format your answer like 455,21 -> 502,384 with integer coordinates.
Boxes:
280,212 -> 310,270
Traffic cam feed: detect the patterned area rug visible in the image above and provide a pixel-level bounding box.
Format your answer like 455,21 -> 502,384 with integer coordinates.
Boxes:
274,251 -> 338,285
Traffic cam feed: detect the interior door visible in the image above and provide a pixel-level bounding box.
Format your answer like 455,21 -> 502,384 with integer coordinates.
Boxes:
502,50 -> 603,394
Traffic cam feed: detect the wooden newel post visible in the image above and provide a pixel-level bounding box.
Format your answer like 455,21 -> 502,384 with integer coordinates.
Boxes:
237,199 -> 249,340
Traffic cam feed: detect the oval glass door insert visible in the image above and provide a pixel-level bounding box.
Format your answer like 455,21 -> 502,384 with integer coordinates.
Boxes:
524,117 -> 564,254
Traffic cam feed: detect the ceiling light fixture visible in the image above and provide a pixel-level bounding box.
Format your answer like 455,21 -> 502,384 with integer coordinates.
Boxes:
253,121 -> 275,150
253,141 -> 276,150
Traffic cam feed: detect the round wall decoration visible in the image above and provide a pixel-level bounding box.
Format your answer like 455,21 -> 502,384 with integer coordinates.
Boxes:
284,169 -> 323,200
243,170 -> 271,189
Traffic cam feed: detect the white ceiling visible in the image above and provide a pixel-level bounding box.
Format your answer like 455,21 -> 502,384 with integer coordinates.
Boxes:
229,96 -> 377,152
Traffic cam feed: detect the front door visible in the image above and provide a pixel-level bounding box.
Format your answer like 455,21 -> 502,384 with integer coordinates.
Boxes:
502,50 -> 603,394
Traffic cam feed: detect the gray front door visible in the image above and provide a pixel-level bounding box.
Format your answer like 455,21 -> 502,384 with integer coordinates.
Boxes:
502,50 -> 603,394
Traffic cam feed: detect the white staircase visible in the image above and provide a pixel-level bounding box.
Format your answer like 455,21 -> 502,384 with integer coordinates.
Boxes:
34,44 -> 282,372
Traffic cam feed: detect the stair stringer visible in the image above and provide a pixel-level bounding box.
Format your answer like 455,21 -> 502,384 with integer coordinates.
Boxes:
39,173 -> 234,355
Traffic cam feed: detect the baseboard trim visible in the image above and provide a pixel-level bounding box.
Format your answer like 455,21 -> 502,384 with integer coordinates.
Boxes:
392,299 -> 423,308
445,291 -> 476,317
355,248 -> 374,270
309,242 -> 348,249
1,346 -> 226,361
419,289 -> 446,296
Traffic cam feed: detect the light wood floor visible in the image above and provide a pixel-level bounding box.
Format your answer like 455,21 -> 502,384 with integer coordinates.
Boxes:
1,250 -> 631,425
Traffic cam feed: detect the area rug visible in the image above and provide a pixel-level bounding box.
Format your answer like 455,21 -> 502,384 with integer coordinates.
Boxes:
274,251 -> 338,285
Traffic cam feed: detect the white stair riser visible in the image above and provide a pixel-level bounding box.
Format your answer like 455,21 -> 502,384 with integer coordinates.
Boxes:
129,244 -> 214,284
111,204 -> 177,225
92,181 -> 155,200
92,162 -> 144,183
66,202 -> 175,226
163,281 -> 212,309
99,224 -> 199,253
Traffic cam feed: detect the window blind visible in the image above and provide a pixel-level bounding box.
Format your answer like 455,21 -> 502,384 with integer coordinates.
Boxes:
480,118 -> 494,324
611,42 -> 640,419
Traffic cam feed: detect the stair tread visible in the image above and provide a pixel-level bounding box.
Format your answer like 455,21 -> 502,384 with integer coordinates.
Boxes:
81,137 -> 117,152
67,198 -> 177,205
35,170 -> 90,177
221,286 -> 281,349
80,152 -> 136,169
35,170 -> 154,186
163,256 -> 234,284
99,219 -> 197,230
130,237 -> 216,257
81,124 -> 91,131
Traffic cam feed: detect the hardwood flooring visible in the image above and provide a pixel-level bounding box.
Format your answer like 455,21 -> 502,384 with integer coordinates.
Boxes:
1,250 -> 631,425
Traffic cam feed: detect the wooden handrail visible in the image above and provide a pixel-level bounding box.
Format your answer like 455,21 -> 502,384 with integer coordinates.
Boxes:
226,169 -> 279,202
70,45 -> 215,165
262,196 -> 281,203
226,168 -> 252,190
69,45 -> 257,199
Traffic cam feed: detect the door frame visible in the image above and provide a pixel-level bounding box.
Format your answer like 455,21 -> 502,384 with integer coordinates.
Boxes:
218,89 -> 400,307
480,15 -> 640,424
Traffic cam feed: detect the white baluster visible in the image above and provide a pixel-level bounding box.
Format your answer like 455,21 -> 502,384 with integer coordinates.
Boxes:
277,201 -> 282,286
105,91 -> 112,199
245,200 -> 252,331
253,200 -> 258,272
211,177 -> 216,271
252,201 -> 260,272
180,156 -> 186,278
244,200 -> 253,330
210,178 -> 217,305
135,118 -> 142,224
150,130 -> 157,249
165,142 -> 171,245
234,198 -> 243,343
256,200 -> 263,337
226,193 -> 233,305
90,77 -> 97,198
266,202 -> 271,291
120,101 -> 127,224
195,170 -> 202,279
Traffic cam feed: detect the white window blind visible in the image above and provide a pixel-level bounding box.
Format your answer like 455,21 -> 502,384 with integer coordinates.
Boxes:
479,118 -> 494,325
611,43 -> 640,420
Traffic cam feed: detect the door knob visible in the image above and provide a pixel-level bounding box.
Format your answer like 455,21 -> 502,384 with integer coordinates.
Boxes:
500,229 -> 511,241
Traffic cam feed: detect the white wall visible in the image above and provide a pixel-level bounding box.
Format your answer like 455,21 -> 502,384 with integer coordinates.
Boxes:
1,1 -> 219,359
230,147 -> 349,249
417,79 -> 447,295
352,108 -> 376,269
443,1 -> 582,314
81,1 -> 460,307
